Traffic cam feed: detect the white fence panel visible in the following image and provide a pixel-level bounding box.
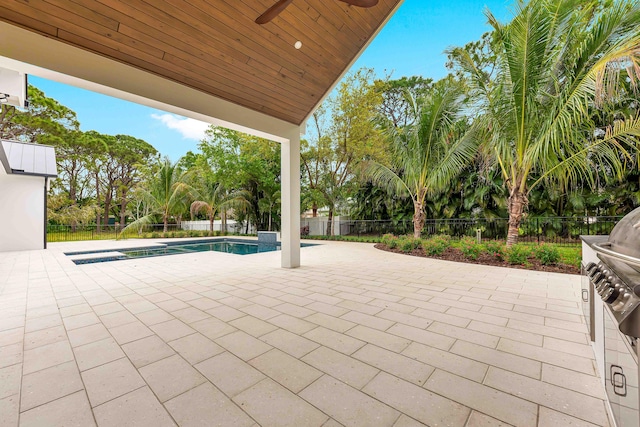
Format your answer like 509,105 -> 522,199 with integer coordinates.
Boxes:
301,216 -> 349,236
181,220 -> 256,234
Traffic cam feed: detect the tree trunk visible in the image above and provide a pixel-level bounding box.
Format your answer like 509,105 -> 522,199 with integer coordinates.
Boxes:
120,195 -> 127,229
222,211 -> 227,234
103,189 -> 112,229
268,211 -> 272,231
327,209 -> 334,236
209,216 -> 214,233
312,203 -> 318,217
95,171 -> 101,232
506,188 -> 527,247
412,200 -> 425,239
70,169 -> 77,232
163,215 -> 168,233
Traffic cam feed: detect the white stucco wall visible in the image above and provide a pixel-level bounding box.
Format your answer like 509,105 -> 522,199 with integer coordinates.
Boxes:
0,168 -> 45,251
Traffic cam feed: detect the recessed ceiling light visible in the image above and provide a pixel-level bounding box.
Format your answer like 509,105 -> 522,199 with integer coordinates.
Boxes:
294,41 -> 302,50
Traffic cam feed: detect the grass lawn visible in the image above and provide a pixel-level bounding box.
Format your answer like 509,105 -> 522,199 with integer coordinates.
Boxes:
47,230 -> 121,243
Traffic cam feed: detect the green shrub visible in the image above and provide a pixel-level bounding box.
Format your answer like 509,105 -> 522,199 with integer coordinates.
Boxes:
422,235 -> 451,255
484,240 -> 506,261
397,236 -> 421,253
150,232 -> 159,238
386,235 -> 400,249
507,244 -> 531,265
459,236 -> 485,260
534,244 -> 560,265
381,233 -> 396,246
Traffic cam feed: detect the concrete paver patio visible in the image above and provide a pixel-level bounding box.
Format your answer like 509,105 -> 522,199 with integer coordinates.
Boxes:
0,239 -> 610,426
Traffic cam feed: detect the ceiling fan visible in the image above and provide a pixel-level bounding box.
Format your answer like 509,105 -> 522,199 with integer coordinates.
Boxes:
255,0 -> 379,24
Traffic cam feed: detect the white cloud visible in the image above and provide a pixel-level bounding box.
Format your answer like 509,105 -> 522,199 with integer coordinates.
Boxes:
151,113 -> 209,140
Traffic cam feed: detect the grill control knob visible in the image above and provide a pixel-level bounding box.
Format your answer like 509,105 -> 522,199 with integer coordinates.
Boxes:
593,272 -> 605,285
598,282 -> 611,296
602,287 -> 620,304
585,262 -> 597,274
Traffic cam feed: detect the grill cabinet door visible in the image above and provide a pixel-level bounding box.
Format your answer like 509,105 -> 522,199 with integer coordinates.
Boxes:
604,307 -> 639,426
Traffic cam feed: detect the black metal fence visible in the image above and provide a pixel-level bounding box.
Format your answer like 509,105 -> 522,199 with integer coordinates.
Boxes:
304,216 -> 623,245
46,223 -> 241,242
49,216 -> 623,245
48,224 -> 119,242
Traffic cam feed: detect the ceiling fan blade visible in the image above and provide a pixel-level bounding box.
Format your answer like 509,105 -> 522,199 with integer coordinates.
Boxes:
338,0 -> 379,7
255,0 -> 294,24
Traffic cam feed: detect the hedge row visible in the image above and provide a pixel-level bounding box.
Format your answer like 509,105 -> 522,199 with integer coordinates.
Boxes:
381,234 -> 560,266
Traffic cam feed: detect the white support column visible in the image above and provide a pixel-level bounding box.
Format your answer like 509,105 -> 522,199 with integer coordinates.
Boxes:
281,128 -> 301,268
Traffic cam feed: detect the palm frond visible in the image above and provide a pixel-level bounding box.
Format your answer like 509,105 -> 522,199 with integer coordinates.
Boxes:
120,213 -> 156,235
530,113 -> 640,192
190,201 -> 213,219
426,124 -> 481,194
362,161 -> 412,200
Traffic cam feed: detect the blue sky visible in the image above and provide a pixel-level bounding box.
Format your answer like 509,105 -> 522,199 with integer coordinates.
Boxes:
30,0 -> 512,161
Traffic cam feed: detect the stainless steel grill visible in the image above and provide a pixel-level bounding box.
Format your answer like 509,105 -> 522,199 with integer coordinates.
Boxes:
589,207 -> 640,338
585,206 -> 640,426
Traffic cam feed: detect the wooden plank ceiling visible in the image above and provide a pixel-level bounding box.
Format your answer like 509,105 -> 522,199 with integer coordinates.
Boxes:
0,0 -> 401,125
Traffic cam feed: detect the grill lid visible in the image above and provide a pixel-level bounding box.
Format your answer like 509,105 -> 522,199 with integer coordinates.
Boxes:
605,206 -> 640,272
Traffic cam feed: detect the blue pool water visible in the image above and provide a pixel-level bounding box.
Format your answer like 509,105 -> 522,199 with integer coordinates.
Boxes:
67,238 -> 314,265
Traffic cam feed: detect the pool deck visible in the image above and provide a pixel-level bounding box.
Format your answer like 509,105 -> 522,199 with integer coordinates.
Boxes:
0,238 -> 610,426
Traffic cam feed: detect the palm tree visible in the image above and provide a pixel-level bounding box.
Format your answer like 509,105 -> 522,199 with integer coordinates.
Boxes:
258,189 -> 281,231
449,0 -> 640,245
122,158 -> 192,234
190,179 -> 250,233
365,78 -> 480,238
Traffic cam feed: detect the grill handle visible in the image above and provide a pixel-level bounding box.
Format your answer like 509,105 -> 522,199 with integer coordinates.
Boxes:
592,242 -> 640,269
610,364 -> 627,397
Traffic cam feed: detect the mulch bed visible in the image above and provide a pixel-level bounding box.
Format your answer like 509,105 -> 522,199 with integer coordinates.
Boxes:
375,244 -> 580,275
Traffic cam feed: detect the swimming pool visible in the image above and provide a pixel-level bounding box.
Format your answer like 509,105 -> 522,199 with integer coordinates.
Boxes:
67,238 -> 314,265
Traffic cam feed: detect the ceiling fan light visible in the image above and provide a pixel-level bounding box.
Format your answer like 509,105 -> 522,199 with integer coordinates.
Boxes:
294,41 -> 303,50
